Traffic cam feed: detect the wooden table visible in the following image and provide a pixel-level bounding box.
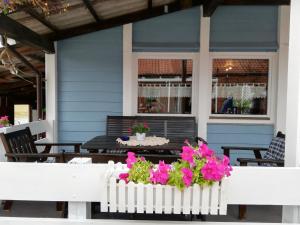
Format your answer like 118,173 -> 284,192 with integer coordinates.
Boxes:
82,135 -> 186,153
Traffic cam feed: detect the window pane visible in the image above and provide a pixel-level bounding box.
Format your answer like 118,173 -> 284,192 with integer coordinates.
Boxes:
14,104 -> 30,125
211,59 -> 269,115
138,59 -> 192,114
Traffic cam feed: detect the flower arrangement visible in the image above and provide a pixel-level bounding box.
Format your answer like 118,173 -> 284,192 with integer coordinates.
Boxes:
130,122 -> 150,134
119,141 -> 232,191
0,115 -> 10,128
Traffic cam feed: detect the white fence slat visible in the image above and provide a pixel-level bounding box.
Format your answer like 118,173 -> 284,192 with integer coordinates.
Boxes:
109,178 -> 117,212
219,179 -> 228,215
183,187 -> 191,214
192,184 -> 200,215
210,182 -> 220,215
173,188 -> 181,214
146,184 -> 153,214
100,181 -> 108,212
201,187 -> 210,214
137,183 -> 144,213
155,185 -> 163,214
127,182 -> 135,213
164,185 -> 172,214
118,180 -> 126,212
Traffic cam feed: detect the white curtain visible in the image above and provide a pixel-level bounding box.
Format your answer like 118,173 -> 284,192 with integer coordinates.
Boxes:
138,84 -> 192,98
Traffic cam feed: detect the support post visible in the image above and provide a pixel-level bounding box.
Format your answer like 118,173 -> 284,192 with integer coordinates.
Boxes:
68,158 -> 92,220
123,24 -> 133,116
36,74 -> 42,120
283,0 -> 300,223
198,7 -> 210,139
45,43 -> 58,146
276,6 -> 290,133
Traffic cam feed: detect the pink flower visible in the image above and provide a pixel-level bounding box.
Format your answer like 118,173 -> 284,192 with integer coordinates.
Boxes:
222,156 -> 232,176
119,173 -> 129,183
144,122 -> 149,129
0,125 -> 3,128
126,152 -> 137,169
128,128 -> 132,134
150,161 -> 171,185
0,116 -> 8,121
184,139 -> 190,146
180,146 -> 195,165
201,157 -> 232,182
199,144 -> 214,158
140,156 -> 146,161
181,168 -> 193,187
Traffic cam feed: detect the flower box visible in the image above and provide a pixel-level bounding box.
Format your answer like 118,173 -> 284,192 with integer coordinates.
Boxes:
100,161 -> 228,215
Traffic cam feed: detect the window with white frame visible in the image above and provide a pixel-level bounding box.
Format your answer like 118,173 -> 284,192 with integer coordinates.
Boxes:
211,58 -> 270,116
137,59 -> 193,114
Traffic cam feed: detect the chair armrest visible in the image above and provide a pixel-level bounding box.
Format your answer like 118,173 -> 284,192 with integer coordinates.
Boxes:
5,153 -> 65,163
221,146 -> 268,159
237,158 -> 284,167
35,143 -> 82,153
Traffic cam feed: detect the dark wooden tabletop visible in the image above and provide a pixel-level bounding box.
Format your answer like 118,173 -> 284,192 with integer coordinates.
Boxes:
82,135 -> 187,152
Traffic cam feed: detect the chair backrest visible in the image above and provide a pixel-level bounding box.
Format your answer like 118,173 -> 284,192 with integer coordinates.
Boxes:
0,127 -> 38,162
263,131 -> 285,161
106,116 -> 197,139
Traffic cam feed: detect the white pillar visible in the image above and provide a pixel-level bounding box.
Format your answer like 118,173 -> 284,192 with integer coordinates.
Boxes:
283,0 -> 300,223
123,24 -> 133,116
275,6 -> 290,133
45,43 -> 58,146
198,7 -> 210,139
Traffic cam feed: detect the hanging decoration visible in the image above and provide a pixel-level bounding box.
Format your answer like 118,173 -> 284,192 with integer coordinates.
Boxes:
0,0 -> 70,15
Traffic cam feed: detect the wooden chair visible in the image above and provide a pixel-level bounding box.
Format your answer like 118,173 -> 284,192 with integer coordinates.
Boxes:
0,127 -> 82,212
221,131 -> 285,219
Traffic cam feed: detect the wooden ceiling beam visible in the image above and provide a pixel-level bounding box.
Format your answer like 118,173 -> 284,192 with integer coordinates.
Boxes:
22,7 -> 59,33
148,0 -> 153,9
203,0 -> 224,17
50,1 -> 203,40
0,15 -> 55,53
82,0 -> 101,23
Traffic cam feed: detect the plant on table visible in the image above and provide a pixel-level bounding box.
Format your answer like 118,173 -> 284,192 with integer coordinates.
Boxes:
0,115 -> 10,128
129,122 -> 150,141
119,141 -> 232,190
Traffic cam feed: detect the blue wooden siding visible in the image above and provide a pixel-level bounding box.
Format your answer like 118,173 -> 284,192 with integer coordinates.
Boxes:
133,7 -> 200,52
57,27 -> 123,144
207,123 -> 274,164
210,6 -> 278,52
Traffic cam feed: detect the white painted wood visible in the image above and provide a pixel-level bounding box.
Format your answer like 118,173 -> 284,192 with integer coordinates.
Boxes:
192,184 -> 200,215
123,24 -> 133,116
173,188 -> 181,214
0,217 -> 295,225
219,179 -> 228,215
164,185 -> 172,214
276,6 -> 290,133
109,177 -> 117,212
183,187 -> 191,214
146,184 -> 153,214
137,183 -> 144,213
201,186 -> 210,214
210,182 -> 219,215
155,184 -> 163,214
45,45 -> 58,146
198,7 -> 210,139
127,182 -> 135,213
118,180 -> 126,213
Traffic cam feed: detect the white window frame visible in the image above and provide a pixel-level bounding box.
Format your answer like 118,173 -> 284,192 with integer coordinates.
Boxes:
132,52 -> 199,117
208,52 -> 278,124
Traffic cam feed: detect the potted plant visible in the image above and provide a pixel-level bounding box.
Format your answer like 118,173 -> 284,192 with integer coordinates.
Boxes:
0,116 -> 10,128
131,122 -> 150,141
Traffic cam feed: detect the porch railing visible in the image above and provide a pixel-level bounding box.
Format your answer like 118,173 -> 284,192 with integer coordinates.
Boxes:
0,161 -> 299,224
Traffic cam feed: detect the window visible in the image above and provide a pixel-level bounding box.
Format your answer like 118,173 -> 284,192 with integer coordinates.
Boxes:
137,59 -> 193,114
211,59 -> 269,116
14,104 -> 30,125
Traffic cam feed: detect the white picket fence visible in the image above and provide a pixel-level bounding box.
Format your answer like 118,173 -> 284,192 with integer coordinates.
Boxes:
102,161 -> 228,215
0,161 -> 300,224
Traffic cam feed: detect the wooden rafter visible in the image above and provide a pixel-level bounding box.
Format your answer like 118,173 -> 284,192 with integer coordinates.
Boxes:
0,15 -> 55,53
82,0 -> 101,23
22,7 -> 59,33
50,1 -> 203,40
223,0 -> 290,5
148,0 -> 153,9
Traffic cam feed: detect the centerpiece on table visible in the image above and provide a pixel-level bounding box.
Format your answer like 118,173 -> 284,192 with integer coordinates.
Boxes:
0,116 -> 10,128
130,122 -> 150,141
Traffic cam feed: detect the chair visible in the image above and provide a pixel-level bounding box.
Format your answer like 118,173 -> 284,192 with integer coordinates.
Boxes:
0,127 -> 82,212
221,131 -> 285,219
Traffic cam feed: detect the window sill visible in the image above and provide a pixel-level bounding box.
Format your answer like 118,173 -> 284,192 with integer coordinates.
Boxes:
209,115 -> 270,120
208,115 -> 273,125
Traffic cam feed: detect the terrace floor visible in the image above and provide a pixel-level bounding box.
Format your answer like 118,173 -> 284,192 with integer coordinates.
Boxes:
0,201 -> 282,222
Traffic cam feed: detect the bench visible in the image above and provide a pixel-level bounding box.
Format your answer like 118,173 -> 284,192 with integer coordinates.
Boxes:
106,116 -> 197,139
